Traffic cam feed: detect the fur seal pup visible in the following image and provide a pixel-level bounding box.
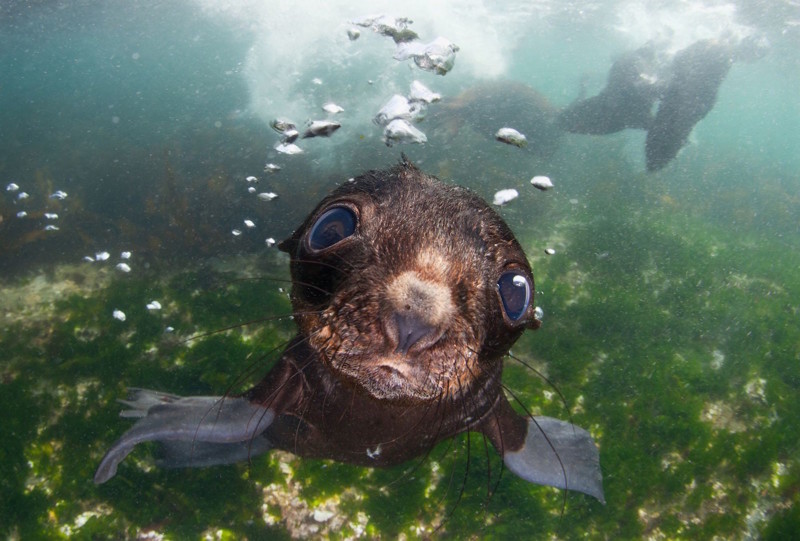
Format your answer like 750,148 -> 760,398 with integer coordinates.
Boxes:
93,159 -> 604,503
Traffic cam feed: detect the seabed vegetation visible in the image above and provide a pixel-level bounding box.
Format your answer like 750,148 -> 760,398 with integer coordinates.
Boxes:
1,140 -> 798,540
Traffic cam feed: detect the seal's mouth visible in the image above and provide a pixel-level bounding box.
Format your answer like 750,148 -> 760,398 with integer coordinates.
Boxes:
331,354 -> 444,401
376,364 -> 405,382
368,355 -> 415,381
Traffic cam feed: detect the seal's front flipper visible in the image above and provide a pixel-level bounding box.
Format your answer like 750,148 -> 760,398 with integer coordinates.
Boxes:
480,397 -> 604,503
94,389 -> 275,484
504,416 -> 604,503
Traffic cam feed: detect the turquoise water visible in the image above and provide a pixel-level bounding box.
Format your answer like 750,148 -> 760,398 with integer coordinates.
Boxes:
1,1 -> 799,538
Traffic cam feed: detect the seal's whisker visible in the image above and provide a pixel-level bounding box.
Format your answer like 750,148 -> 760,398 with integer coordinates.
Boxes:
183,315 -> 289,343
187,334 -> 322,469
480,432 -> 494,504
184,336 -> 292,454
243,334 -> 318,408
382,373 -> 451,488
506,351 -> 574,425
428,436 -> 461,535
221,323 -> 322,400
204,272 -> 336,299
447,377 -> 473,518
462,353 -> 505,500
502,382 -> 570,517
287,255 -> 354,273
223,275 -> 294,287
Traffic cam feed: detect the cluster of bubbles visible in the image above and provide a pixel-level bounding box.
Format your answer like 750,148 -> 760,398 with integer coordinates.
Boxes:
235,13 -> 557,260
261,14 -> 456,157
5,182 -> 68,232
83,250 -> 133,273
230,174 -> 278,247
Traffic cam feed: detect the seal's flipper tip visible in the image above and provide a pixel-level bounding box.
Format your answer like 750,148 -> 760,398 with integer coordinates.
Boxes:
94,390 -> 275,483
503,416 -> 605,503
94,442 -> 135,484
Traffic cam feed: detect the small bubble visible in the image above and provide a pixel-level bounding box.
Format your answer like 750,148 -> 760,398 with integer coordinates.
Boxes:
131,52 -> 140,60
492,189 -> 519,206
111,116 -> 120,124
530,175 -> 553,191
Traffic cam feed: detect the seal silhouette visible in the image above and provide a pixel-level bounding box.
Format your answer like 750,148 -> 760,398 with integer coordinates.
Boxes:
94,159 -> 604,503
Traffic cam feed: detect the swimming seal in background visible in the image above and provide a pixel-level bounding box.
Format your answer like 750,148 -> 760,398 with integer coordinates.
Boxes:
556,38 -> 767,171
557,44 -> 665,135
94,159 -> 604,504
644,40 -> 733,171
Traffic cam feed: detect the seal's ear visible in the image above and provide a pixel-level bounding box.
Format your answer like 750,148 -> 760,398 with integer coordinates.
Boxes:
477,395 -> 605,503
278,236 -> 298,254
399,152 -> 418,170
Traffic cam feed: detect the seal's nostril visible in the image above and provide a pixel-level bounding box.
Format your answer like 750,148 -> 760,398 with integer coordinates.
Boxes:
393,312 -> 435,355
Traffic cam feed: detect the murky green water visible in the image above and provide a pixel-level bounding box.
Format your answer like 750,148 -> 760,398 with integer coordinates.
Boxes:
1,1 -> 799,539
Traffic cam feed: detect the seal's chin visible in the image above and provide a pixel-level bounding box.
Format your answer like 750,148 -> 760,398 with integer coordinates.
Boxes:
333,353 -> 445,401
373,364 -> 415,399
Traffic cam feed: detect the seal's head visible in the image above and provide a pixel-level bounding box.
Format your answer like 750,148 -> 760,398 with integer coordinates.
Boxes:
279,160 -> 540,402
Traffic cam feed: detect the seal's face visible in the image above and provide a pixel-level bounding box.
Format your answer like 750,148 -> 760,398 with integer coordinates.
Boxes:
281,163 -> 540,402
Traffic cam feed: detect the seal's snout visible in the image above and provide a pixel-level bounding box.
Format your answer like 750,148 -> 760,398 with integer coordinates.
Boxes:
393,311 -> 436,354
384,271 -> 455,355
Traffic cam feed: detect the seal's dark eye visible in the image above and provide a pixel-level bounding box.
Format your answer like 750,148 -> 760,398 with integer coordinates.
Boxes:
308,206 -> 357,251
497,271 -> 531,322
